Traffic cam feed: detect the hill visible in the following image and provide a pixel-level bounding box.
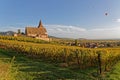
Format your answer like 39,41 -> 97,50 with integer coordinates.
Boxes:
0,31 -> 15,36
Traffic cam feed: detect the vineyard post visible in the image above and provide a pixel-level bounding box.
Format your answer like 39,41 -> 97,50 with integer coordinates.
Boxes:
97,51 -> 102,75
64,48 -> 67,63
76,49 -> 80,65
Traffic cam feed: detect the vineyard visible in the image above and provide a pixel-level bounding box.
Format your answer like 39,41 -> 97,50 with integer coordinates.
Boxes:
0,36 -> 120,75
0,35 -> 49,44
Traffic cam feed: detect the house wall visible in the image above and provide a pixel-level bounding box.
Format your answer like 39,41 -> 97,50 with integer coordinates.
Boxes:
36,37 -> 51,41
38,34 -> 48,38
27,34 -> 37,37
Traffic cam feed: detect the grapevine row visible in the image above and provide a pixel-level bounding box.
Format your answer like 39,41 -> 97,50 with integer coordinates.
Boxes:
0,39 -> 120,74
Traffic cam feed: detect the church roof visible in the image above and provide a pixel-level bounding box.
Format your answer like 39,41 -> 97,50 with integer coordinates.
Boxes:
38,20 -> 44,28
26,27 -> 40,34
26,20 -> 47,35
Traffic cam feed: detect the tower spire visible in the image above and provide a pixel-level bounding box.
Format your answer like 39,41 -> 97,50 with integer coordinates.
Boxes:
38,20 -> 43,28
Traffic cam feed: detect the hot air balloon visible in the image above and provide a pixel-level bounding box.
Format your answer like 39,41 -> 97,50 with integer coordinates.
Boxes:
105,13 -> 108,16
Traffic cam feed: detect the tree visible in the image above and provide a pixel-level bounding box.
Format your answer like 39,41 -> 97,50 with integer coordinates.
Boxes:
75,39 -> 78,46
18,29 -> 21,34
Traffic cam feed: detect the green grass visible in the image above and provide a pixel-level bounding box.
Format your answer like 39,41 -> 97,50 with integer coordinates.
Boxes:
104,61 -> 120,80
0,61 -> 13,80
0,48 -> 98,80
1,48 -> 120,80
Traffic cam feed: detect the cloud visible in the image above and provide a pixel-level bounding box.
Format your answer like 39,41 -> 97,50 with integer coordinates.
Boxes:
1,24 -> 120,39
116,19 -> 120,22
45,25 -> 87,38
45,25 -> 86,32
86,27 -> 120,39
45,24 -> 120,39
0,26 -> 25,32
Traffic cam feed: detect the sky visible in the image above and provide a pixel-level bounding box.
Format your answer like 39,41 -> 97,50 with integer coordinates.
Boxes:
0,0 -> 120,39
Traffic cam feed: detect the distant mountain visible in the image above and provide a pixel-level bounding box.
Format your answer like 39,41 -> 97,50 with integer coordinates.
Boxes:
48,35 -> 75,40
0,31 -> 15,36
77,38 -> 87,40
48,35 -> 60,39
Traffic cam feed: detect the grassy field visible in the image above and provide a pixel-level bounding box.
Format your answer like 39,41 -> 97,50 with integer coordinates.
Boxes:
105,61 -> 120,80
0,61 -> 13,80
1,48 -> 120,80
0,48 -> 101,80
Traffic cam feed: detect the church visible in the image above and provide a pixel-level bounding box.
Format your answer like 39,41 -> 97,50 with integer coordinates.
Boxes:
25,20 -> 49,41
